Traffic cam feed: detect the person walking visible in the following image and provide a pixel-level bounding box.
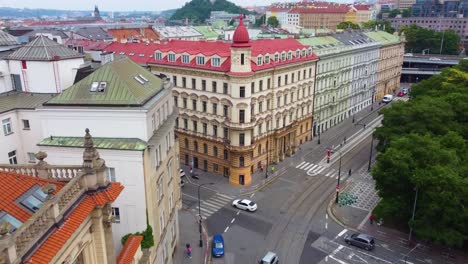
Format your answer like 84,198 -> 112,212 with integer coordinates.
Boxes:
369,214 -> 375,225
186,243 -> 192,258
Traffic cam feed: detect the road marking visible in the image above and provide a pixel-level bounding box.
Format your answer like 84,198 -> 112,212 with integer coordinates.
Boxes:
328,240 -> 393,264
224,226 -> 229,233
216,193 -> 234,200
199,207 -> 216,214
296,161 -> 306,168
250,193 -> 255,198
182,193 -> 198,200
326,171 -> 334,177
331,245 -> 344,255
308,164 -> 319,171
299,162 -> 311,169
230,218 -> 235,224
399,261 -> 414,264
329,255 -> 348,264
316,167 -> 326,174
236,211 -> 240,215
326,214 -> 328,220
336,229 -> 348,238
325,222 -> 328,229
347,253 -> 354,259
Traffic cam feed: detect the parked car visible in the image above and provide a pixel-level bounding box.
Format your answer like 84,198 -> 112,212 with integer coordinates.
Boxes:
404,53 -> 413,57
397,91 -> 405,97
180,179 -> 185,187
382,94 -> 393,103
344,233 -> 375,251
259,251 -> 279,264
402,88 -> 409,95
212,234 -> 225,257
429,57 -> 441,61
232,199 -> 257,212
179,169 -> 186,178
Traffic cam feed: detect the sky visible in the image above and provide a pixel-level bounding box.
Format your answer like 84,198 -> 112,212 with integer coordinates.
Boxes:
0,0 -> 305,12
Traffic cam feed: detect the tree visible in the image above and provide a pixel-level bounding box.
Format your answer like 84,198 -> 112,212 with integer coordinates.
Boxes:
362,20 -> 395,34
170,0 -> 253,24
402,8 -> 411,17
372,61 -> 468,247
267,16 -> 279,27
401,24 -> 460,55
337,21 -> 360,30
388,9 -> 401,18
255,14 -> 265,27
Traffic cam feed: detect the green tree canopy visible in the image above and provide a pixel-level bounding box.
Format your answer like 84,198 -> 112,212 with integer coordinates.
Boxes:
255,14 -> 265,27
362,20 -> 395,34
267,16 -> 279,27
401,24 -> 460,55
337,21 -> 360,30
170,0 -> 253,24
372,61 -> 468,247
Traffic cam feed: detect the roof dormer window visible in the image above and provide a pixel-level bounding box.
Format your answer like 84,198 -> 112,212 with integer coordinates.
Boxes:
90,81 -> 107,92
274,53 -> 279,62
281,52 -> 286,61
212,57 -> 221,67
119,52 -> 125,55
139,54 -> 145,57
296,50 -> 300,58
128,53 -> 135,56
287,52 -> 292,60
168,53 -> 176,62
19,185 -> 48,213
196,55 -> 205,65
302,49 -> 306,57
182,54 -> 190,64
265,55 -> 270,64
155,51 -> 162,60
0,211 -> 22,232
307,48 -> 312,56
257,55 -> 263,66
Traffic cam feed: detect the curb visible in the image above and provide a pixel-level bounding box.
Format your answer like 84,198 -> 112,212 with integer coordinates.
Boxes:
182,208 -> 210,264
326,180 -> 360,233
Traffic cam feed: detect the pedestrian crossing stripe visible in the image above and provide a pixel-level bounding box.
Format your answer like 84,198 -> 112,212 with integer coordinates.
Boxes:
196,193 -> 234,220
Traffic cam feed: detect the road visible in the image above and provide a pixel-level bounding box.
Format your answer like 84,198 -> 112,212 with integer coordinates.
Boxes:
180,97 -> 435,264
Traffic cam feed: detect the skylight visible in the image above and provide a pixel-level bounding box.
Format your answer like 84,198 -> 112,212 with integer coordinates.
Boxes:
19,185 -> 48,213
90,82 -> 99,92
90,82 -> 106,92
134,75 -> 149,85
0,211 -> 22,232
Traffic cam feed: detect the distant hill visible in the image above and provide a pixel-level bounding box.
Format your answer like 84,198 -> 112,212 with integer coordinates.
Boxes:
159,9 -> 177,18
170,0 -> 252,23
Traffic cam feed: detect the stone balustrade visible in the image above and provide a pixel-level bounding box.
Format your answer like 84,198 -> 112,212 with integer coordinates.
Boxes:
0,164 -> 82,182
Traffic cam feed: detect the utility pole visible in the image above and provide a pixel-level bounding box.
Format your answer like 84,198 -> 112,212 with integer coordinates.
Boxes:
408,187 -> 419,243
335,151 -> 342,203
368,134 -> 374,171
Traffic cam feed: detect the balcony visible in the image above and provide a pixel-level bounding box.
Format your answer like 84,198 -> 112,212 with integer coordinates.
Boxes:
223,117 -> 256,130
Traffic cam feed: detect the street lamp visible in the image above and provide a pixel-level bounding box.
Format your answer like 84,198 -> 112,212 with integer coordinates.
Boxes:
422,48 -> 430,55
198,182 -> 214,247
335,150 -> 342,204
368,134 -> 375,171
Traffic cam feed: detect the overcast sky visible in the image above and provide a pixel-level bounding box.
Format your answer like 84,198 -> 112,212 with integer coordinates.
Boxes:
0,0 -> 307,12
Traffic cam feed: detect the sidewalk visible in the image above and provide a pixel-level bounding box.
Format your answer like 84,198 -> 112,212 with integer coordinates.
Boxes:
174,209 -> 209,264
183,101 -> 387,197
328,165 -> 468,264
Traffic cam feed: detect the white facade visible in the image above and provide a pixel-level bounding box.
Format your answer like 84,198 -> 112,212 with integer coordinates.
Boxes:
287,12 -> 300,26
266,10 -> 290,26
8,58 -> 83,93
0,60 -> 13,93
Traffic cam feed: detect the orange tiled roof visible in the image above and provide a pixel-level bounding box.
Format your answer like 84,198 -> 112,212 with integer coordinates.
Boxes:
0,171 -> 65,222
117,235 -> 143,264
25,182 -> 124,263
108,28 -> 159,42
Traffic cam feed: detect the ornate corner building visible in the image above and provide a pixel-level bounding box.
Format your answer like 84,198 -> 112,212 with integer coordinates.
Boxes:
149,18 -> 318,185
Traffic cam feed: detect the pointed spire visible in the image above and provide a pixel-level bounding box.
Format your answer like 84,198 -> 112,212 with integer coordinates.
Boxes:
83,128 -> 101,169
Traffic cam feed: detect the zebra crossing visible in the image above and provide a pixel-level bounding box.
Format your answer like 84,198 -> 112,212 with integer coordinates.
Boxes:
295,161 -> 340,179
194,193 -> 234,220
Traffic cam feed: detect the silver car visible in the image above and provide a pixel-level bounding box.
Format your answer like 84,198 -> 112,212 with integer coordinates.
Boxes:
344,233 -> 375,251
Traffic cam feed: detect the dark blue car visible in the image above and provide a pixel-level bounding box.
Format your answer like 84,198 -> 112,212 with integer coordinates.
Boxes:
212,234 -> 224,257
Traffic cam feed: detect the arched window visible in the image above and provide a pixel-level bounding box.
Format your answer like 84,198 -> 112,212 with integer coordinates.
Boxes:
213,146 -> 218,157
258,144 -> 261,156
194,141 -> 198,152
239,156 -> 244,167
203,143 -> 208,154
184,138 -> 189,148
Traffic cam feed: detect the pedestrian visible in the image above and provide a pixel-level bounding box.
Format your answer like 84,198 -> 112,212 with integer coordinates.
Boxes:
190,167 -> 193,176
348,169 -> 352,176
344,136 -> 347,144
369,214 -> 375,225
186,243 -> 192,258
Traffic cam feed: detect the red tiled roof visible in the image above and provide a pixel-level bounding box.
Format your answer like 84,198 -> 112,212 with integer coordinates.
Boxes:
104,38 -> 317,73
353,4 -> 371,11
289,7 -> 348,13
25,20 -> 106,26
232,17 -> 250,48
108,28 -> 159,42
0,171 -> 65,223
267,7 -> 290,12
64,39 -> 113,51
117,235 -> 143,264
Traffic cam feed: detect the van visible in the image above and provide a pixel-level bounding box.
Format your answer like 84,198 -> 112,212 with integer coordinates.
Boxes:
382,94 -> 393,103
259,252 -> 279,264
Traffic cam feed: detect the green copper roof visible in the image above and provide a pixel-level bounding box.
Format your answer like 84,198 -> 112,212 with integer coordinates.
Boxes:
0,92 -> 54,114
46,57 -> 163,106
298,36 -> 340,47
364,31 -> 401,45
38,136 -> 147,151
193,26 -> 221,39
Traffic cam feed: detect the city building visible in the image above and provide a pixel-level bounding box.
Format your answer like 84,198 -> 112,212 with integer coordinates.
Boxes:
153,26 -> 204,41
365,31 -> 405,101
288,6 -> 348,32
411,0 -> 468,17
396,0 -> 416,10
107,27 -> 160,43
0,142 -> 124,263
65,39 -> 114,62
209,11 -> 256,25
37,57 -> 180,263
148,18 -> 318,185
1,35 -> 84,94
73,27 -> 114,41
298,32 -> 380,135
265,6 -> 291,26
352,5 -> 373,25
387,17 -> 468,46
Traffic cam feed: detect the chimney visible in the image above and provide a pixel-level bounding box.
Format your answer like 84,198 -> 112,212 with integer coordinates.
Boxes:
101,52 -> 115,65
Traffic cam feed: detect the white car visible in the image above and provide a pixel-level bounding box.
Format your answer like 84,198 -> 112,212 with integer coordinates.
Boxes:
179,169 -> 186,178
429,57 -> 441,61
232,199 -> 257,211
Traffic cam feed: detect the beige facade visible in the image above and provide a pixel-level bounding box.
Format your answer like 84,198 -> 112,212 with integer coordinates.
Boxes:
298,12 -> 347,32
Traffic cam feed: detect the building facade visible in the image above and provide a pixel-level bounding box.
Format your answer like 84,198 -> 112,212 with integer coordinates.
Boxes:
365,31 -> 405,100
288,7 -> 348,32
147,18 -> 318,185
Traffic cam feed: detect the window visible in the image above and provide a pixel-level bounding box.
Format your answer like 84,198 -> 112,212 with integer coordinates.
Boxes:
183,98 -> 187,108
223,83 -> 228,94
203,123 -> 207,135
239,156 -> 244,167
214,146 -> 218,157
107,167 -> 116,182
22,120 -> 30,130
203,143 -> 208,154
281,52 -> 286,61
241,53 -> 245,65
223,105 -> 229,116
183,119 -> 188,129
158,178 -> 164,201
202,80 -> 206,91
27,152 -> 36,163
168,53 -> 175,62
274,53 -> 279,62
277,96 -> 281,107
155,52 -> 162,60
159,209 -> 165,233
292,73 -> 295,83
173,96 -> 178,106
212,57 -> 221,67
239,110 -> 245,123
193,121 -> 198,132
212,103 -> 218,115
257,56 -> 262,65
239,133 -> 245,146
196,56 -> 205,65
265,55 -> 270,64
287,52 -> 292,60
213,125 -> 218,137
278,76 -> 281,87
267,78 -> 271,89
223,127 -> 228,139
259,80 -> 263,91
3,118 -> 12,135
192,100 -> 197,110
296,50 -> 300,58
240,86 -> 245,98
285,75 -> 288,85
0,212 -> 22,232
182,54 -> 190,63
192,78 -> 196,89
20,186 -> 47,212
267,100 -> 271,110
224,149 -> 228,160
258,145 -> 262,155
8,151 -> 17,164
259,102 -> 263,112
213,164 -> 219,172
202,101 -> 207,112
172,75 -> 177,86
251,82 -> 255,94
182,77 -> 187,88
